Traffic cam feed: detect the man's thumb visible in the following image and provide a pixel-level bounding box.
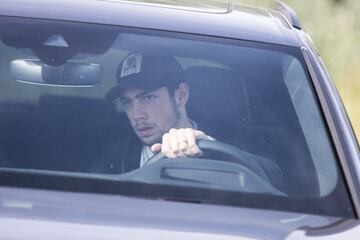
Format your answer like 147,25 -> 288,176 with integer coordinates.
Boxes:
151,143 -> 162,153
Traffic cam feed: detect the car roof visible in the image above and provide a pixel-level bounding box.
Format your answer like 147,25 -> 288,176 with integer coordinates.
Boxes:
0,0 -> 301,47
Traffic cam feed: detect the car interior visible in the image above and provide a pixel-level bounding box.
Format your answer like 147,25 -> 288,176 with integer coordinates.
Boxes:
0,16 -> 342,200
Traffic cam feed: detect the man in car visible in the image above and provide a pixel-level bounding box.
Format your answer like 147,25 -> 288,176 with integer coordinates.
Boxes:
92,52 -> 214,173
92,52 -> 282,189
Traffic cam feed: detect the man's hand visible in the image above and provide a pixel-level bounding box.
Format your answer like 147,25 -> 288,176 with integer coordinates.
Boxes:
151,128 -> 214,158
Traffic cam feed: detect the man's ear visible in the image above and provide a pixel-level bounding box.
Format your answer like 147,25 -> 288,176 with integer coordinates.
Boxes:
175,82 -> 189,106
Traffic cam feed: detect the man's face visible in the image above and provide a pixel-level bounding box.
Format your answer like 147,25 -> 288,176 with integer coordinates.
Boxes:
120,86 -> 180,146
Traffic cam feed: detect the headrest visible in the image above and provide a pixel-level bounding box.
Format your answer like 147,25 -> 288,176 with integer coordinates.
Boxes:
185,67 -> 248,127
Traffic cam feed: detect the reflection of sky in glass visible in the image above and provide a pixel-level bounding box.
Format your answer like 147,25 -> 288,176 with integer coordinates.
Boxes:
11,59 -> 43,83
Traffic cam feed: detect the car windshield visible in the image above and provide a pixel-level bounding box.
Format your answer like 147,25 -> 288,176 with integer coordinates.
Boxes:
0,16 -> 354,218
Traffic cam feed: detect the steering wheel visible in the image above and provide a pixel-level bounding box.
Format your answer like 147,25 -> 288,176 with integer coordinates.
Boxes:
144,139 -> 270,182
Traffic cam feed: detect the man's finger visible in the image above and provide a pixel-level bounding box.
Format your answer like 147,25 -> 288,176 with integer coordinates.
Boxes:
177,128 -> 189,152
168,129 -> 187,157
161,133 -> 177,158
151,143 -> 162,153
184,128 -> 203,156
168,129 -> 180,154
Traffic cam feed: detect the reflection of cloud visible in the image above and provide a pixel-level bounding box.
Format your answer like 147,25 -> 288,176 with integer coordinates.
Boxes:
10,59 -> 43,83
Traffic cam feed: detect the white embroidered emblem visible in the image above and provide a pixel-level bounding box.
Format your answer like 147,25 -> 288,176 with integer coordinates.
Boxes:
121,53 -> 142,78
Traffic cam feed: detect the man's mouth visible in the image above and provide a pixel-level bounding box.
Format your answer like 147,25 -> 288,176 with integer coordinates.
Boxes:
135,126 -> 154,137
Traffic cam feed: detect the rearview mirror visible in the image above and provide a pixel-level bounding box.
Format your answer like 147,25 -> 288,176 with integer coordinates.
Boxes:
10,59 -> 101,86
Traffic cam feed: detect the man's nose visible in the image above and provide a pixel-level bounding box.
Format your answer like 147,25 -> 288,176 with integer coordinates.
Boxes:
132,102 -> 147,120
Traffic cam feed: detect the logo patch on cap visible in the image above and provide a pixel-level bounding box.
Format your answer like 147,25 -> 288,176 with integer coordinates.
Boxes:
120,53 -> 142,78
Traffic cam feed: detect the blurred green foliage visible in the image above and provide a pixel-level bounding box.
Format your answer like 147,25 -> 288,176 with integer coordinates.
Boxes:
143,0 -> 360,138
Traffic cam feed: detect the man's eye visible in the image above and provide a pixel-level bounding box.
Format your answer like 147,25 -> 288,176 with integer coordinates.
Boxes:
143,95 -> 155,102
121,100 -> 132,108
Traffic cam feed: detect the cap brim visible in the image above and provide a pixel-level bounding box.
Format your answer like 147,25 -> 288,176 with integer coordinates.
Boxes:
105,85 -> 122,102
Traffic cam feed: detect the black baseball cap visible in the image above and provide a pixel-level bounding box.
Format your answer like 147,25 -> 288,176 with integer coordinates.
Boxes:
106,52 -> 185,101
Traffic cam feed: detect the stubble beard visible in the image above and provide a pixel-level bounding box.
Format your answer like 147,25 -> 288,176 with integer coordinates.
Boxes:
141,97 -> 182,146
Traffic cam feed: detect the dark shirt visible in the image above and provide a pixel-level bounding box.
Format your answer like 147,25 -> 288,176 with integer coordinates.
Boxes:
91,135 -> 142,174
